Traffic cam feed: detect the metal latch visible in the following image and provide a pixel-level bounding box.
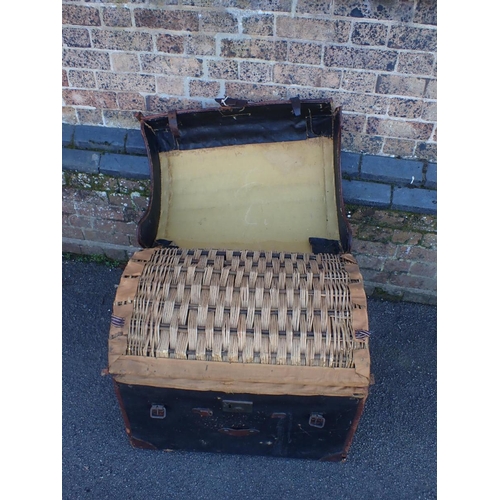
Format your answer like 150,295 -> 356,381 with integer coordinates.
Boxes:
309,413 -> 325,429
222,400 -> 253,413
150,404 -> 166,419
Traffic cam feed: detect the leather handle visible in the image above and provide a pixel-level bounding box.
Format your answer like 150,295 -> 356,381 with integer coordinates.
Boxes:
218,428 -> 259,437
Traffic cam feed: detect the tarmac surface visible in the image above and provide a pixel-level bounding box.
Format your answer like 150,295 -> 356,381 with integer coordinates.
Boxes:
62,258 -> 437,500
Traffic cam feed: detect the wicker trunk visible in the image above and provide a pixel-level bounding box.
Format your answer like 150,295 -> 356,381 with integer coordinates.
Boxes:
108,99 -> 371,461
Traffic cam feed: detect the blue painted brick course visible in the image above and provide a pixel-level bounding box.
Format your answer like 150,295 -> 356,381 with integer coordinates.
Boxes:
392,187 -> 437,214
361,155 -> 424,186
99,153 -> 150,179
62,148 -> 100,174
62,124 -> 75,147
342,179 -> 391,207
425,162 -> 437,189
74,125 -> 127,153
125,129 -> 147,155
340,151 -> 361,177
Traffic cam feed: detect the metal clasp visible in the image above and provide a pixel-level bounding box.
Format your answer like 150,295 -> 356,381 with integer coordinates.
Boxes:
150,404 -> 166,419
309,413 -> 325,429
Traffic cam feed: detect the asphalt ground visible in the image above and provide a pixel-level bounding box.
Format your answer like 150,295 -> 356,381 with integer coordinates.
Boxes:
62,258 -> 437,500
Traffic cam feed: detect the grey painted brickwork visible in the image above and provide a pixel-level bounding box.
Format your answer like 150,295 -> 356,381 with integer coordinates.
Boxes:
62,123 -> 437,214
62,1 -> 437,163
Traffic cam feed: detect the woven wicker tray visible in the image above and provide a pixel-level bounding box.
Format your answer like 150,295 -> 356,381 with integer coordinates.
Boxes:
117,247 -> 368,370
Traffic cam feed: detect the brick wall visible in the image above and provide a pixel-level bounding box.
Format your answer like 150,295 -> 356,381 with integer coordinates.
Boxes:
62,0 -> 437,162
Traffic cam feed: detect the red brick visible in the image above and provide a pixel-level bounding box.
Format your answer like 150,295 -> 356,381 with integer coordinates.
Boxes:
75,202 -> 125,221
421,233 -> 437,249
63,225 -> 84,240
93,219 -> 136,235
359,269 -> 391,284
83,229 -> 132,246
356,255 -> 385,271
351,239 -> 398,258
67,214 -> 94,229
383,259 -> 412,273
388,273 -> 436,291
392,230 -> 422,245
396,245 -> 436,262
62,241 -> 83,254
409,262 -> 436,278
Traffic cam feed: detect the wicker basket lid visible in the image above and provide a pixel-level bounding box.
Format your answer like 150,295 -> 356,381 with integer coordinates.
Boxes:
124,247 -> 368,368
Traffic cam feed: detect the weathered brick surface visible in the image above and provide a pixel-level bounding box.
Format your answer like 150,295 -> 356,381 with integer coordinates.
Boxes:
276,17 -> 350,42
63,28 -> 91,48
63,49 -> 110,70
62,5 -> 100,26
189,79 -> 221,97
221,38 -> 287,61
333,0 -> 415,22
134,9 -> 199,31
140,54 -> 203,77
102,6 -> 132,27
68,70 -> 96,89
62,1 -> 438,164
325,46 -> 397,71
92,30 -> 153,52
63,89 -> 117,109
351,22 -> 388,46
242,14 -> 274,36
96,72 -> 156,93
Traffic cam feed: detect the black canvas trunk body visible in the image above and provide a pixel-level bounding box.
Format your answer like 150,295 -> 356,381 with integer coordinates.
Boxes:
108,99 -> 371,461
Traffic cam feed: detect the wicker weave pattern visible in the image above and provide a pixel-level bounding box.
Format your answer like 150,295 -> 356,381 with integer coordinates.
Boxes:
126,248 -> 365,367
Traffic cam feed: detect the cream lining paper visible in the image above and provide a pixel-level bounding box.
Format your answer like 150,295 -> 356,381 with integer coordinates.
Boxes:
156,137 -> 339,253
